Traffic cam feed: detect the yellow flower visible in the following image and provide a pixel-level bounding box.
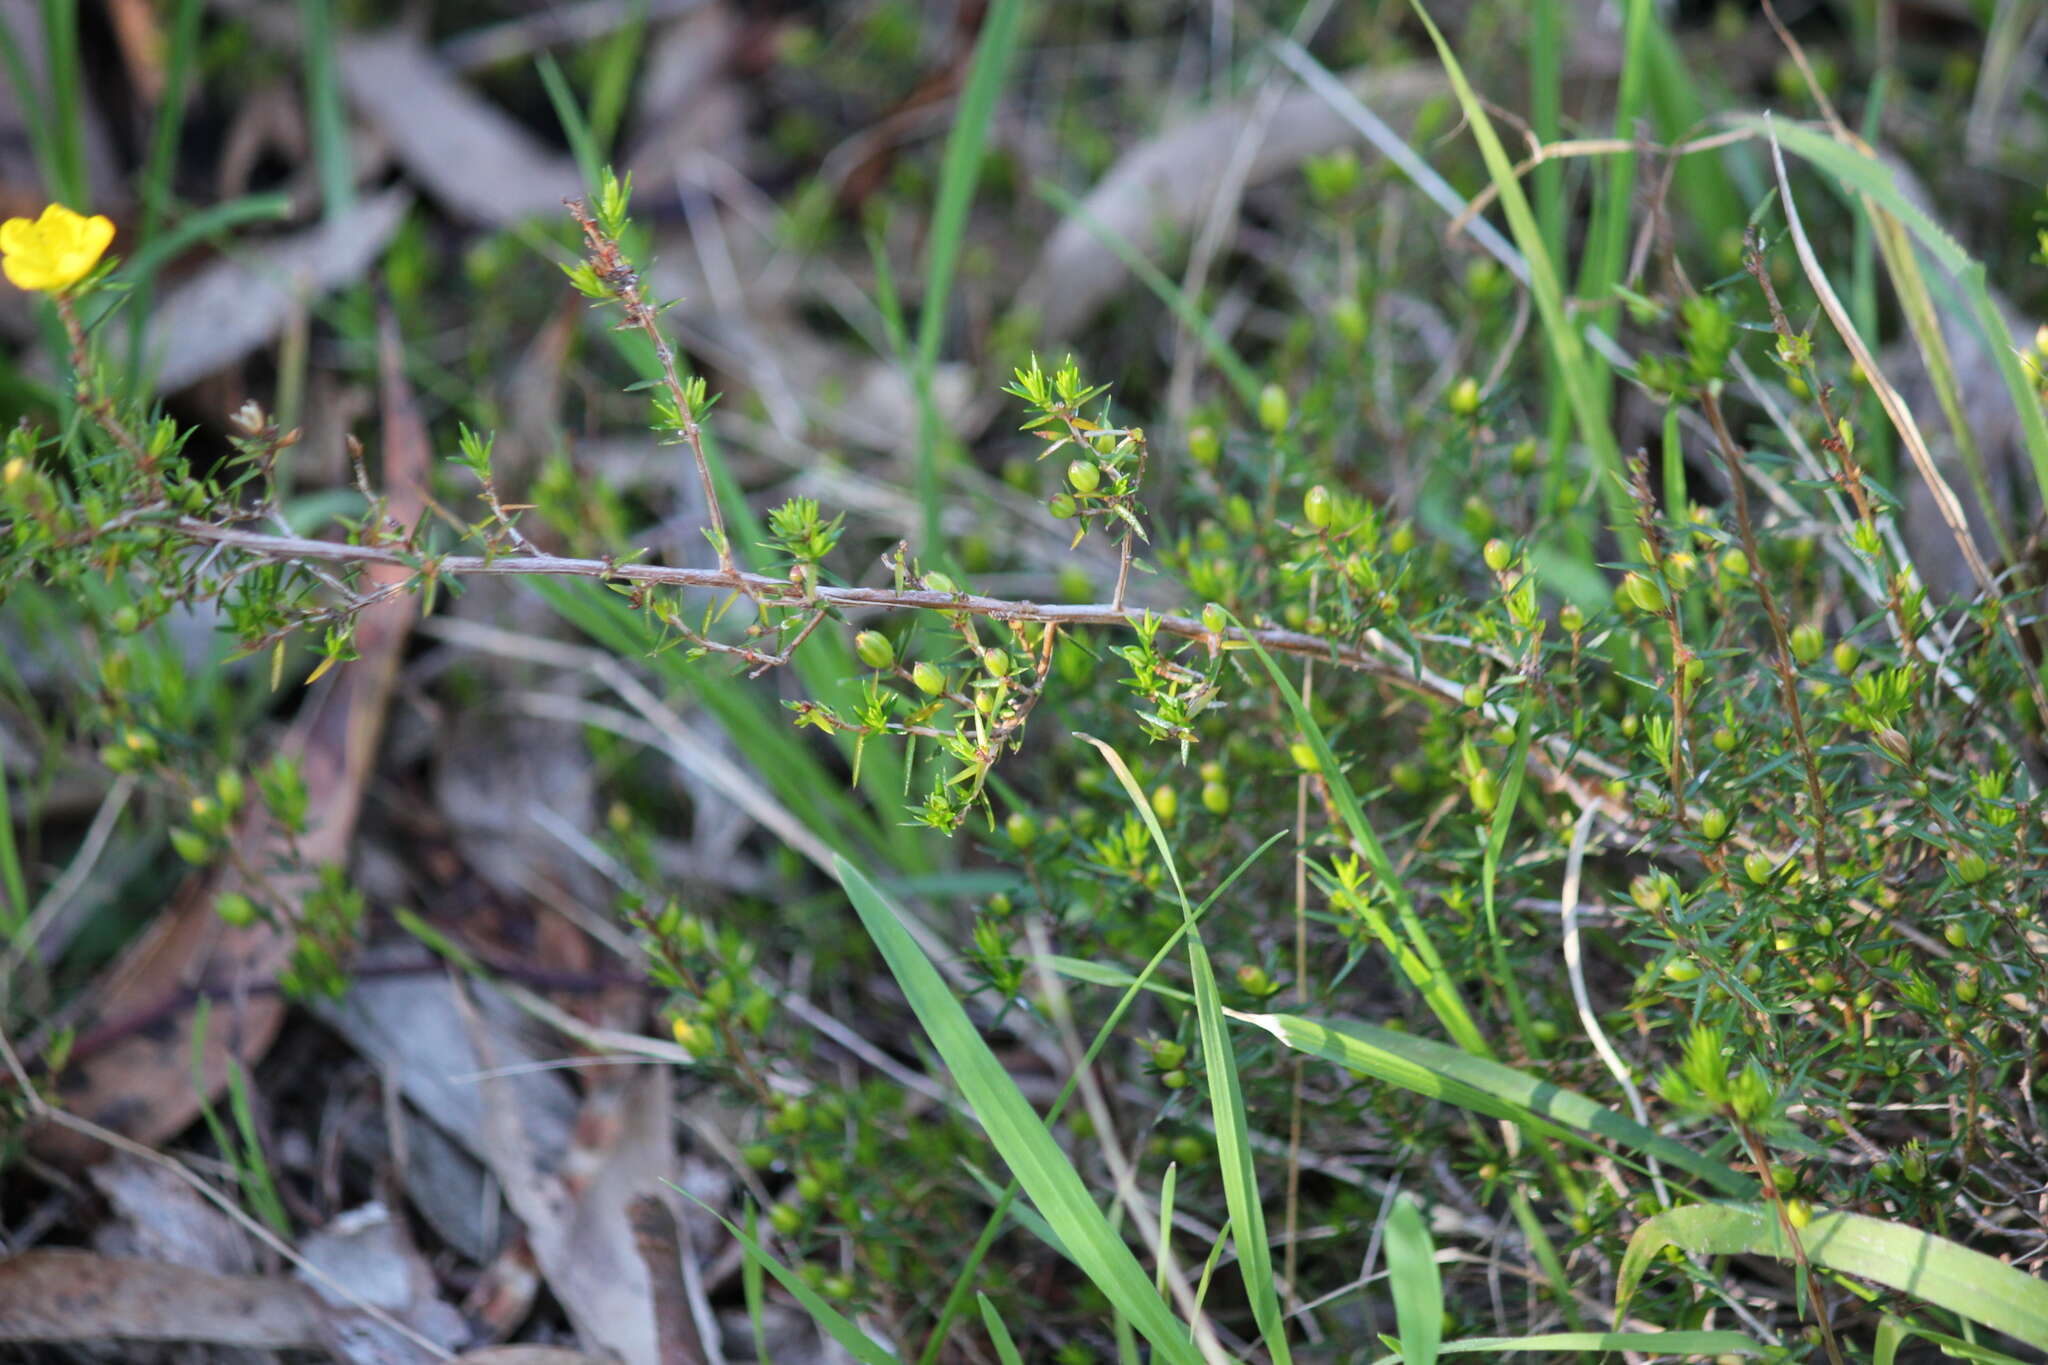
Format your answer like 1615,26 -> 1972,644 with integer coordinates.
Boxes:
1,203 -> 115,293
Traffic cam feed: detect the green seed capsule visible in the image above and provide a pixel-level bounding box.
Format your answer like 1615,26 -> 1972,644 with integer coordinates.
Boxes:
1189,425 -> 1220,466
1150,785 -> 1179,822
1005,812 -> 1038,848
853,631 -> 894,670
1744,852 -> 1775,885
1720,548 -> 1751,580
1448,376 -> 1480,416
1483,538 -> 1511,572
1201,781 -> 1230,815
1789,623 -> 1824,664
1302,484 -> 1333,529
912,661 -> 946,695
1048,492 -> 1077,519
1258,383 -> 1290,434
1558,603 -> 1585,633
216,892 -> 259,927
1663,958 -> 1703,983
1067,459 -> 1101,493
1698,807 -> 1730,841
1622,572 -> 1666,614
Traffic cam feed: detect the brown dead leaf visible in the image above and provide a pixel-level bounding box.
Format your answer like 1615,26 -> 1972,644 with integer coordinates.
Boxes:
142,188 -> 413,392
340,31 -> 582,227
463,977 -> 685,1365
0,1250 -> 327,1349
32,310 -> 433,1166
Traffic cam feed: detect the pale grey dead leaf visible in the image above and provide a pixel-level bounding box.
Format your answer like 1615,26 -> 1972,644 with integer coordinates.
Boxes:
463,976 -> 681,1365
141,188 -> 412,391
1016,67 -> 1443,339
90,1152 -> 257,1275
297,1201 -> 470,1365
340,30 -> 583,226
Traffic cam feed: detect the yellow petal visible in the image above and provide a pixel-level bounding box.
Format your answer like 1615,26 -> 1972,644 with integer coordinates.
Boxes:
0,217 -> 34,254
78,214 -> 114,257
3,254 -> 54,291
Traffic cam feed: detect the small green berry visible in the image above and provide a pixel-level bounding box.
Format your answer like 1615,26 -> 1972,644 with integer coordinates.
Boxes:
1201,781 -> 1229,815
1189,425 -> 1220,467
1744,852 -> 1775,885
1789,623 -> 1823,664
853,631 -> 894,670
1067,459 -> 1101,494
1302,484 -> 1333,530
1482,538 -> 1511,572
1005,812 -> 1038,849
1448,376 -> 1480,416
215,892 -> 259,927
912,661 -> 946,695
1258,383 -> 1290,434
1698,807 -> 1730,841
1150,785 -> 1179,822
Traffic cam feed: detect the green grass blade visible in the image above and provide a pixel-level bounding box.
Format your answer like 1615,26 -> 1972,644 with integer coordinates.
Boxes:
1033,180 -> 1261,409
913,0 -> 1028,553
0,742 -> 29,934
977,1295 -> 1026,1365
1742,115 -> 2048,505
1239,628 -> 1489,1056
1478,709 -> 1540,1056
1618,1204 -> 2048,1352
1374,1331 -> 1759,1361
1228,1008 -> 1749,1197
1075,734 -> 1291,1365
536,52 -> 603,197
1040,955 -> 1747,1197
1385,1193 -> 1442,1365
692,1196 -> 901,1365
297,0 -> 354,222
837,855 -> 1206,1365
1409,2 -> 1628,533
742,1204 -> 772,1365
37,0 -> 87,206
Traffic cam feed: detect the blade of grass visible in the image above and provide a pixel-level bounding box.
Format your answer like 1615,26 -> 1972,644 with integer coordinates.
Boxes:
1478,710 -> 1540,1057
1076,733 -> 1292,1365
536,52 -> 603,197
978,1295 -> 1026,1365
690,1194 -> 901,1365
1032,181 -> 1260,409
1619,1204 -> 2048,1352
297,0 -> 354,222
742,1203 -> 772,1365
122,0 -> 205,389
1374,1331 -> 1759,1362
838,854 -> 1207,1365
0,743 -> 29,935
37,0 -> 87,206
1044,954 -> 1748,1197
912,831 -> 1288,1365
1408,2 -> 1629,535
1743,114 -> 2048,504
1385,1193 -> 1442,1365
1238,626 -> 1489,1056
913,0 -> 1028,554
